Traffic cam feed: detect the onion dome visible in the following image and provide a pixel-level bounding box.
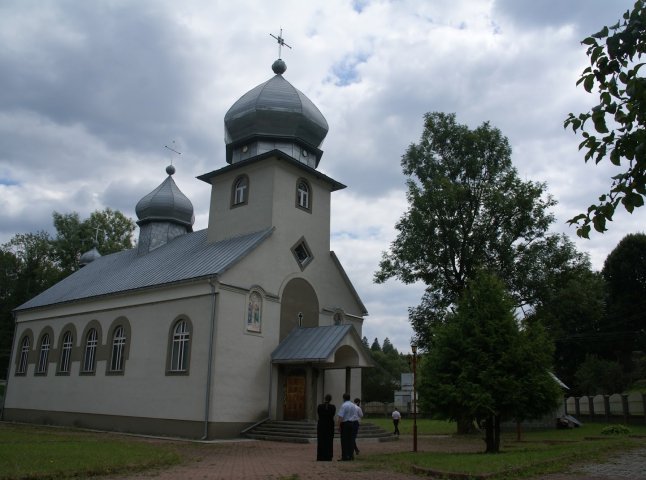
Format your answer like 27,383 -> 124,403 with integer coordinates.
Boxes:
135,165 -> 195,230
79,244 -> 101,267
224,60 -> 329,167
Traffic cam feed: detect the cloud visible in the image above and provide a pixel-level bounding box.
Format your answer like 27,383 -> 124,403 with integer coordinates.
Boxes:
1,0 -> 643,352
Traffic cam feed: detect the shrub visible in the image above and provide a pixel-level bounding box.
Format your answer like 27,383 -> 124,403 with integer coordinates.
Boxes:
600,424 -> 631,436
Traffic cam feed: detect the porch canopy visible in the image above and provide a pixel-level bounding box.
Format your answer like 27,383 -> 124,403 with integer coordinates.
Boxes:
271,324 -> 373,368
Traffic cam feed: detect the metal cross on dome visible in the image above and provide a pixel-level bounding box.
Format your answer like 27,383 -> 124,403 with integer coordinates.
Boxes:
270,28 -> 292,58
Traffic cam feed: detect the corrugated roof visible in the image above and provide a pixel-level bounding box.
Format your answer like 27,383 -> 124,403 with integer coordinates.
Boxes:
271,324 -> 356,363
16,228 -> 274,312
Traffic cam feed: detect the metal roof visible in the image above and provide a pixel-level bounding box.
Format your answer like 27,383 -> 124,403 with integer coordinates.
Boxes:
135,173 -> 195,228
16,228 -> 274,312
224,74 -> 329,153
271,324 -> 358,363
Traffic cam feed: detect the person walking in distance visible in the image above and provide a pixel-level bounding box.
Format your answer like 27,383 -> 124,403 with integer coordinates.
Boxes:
316,394 -> 336,461
392,407 -> 401,435
336,393 -> 356,460
351,398 -> 364,455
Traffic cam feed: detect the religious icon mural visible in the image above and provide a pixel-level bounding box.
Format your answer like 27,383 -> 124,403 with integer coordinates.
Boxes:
247,291 -> 262,332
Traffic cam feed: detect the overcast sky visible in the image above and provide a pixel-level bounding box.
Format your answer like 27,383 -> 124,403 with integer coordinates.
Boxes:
1,0 -> 643,353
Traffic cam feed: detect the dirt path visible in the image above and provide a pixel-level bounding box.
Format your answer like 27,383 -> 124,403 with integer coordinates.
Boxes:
105,435 -> 646,480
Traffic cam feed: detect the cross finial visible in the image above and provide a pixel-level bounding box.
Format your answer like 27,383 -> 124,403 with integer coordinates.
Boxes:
164,140 -> 181,165
270,28 -> 292,58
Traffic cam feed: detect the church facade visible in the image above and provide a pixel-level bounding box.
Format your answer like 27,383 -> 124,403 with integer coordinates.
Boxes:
2,57 -> 371,439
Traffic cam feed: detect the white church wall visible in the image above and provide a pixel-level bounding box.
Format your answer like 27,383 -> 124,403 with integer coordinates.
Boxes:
6,284 -> 214,423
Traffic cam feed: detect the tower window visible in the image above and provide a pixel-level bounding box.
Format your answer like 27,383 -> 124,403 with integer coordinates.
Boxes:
231,175 -> 249,207
291,237 -> 313,270
296,179 -> 311,211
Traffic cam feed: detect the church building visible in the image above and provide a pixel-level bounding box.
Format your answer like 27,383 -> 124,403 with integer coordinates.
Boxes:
2,54 -> 371,439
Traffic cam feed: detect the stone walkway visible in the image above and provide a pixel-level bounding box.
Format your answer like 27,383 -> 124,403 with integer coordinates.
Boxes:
106,435 -> 646,480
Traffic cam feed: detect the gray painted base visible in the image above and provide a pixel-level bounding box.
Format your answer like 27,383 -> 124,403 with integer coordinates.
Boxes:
3,408 -> 247,440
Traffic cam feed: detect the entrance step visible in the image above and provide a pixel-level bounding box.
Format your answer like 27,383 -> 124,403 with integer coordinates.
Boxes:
243,420 -> 397,443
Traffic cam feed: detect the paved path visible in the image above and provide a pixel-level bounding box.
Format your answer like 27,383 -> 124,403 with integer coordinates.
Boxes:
106,436 -> 646,480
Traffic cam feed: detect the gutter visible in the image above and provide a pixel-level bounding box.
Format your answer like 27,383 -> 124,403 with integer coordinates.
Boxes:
202,278 -> 218,440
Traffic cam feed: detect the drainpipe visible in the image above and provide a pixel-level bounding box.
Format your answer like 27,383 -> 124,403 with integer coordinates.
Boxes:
202,278 -> 218,440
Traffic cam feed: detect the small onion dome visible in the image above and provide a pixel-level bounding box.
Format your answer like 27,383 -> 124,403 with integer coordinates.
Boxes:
135,166 -> 195,230
224,62 -> 328,162
79,245 -> 101,267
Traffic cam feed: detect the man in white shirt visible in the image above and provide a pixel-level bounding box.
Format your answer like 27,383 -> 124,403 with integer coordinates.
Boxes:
336,393 -> 356,460
351,398 -> 364,455
392,407 -> 401,435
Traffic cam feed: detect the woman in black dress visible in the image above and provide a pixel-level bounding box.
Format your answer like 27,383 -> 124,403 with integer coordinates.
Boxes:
316,394 -> 336,461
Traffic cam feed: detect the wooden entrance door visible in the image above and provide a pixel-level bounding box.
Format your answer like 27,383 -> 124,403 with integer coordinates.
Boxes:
284,374 -> 306,420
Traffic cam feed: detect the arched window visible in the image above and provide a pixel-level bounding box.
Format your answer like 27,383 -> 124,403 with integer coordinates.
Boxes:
296,180 -> 311,210
247,291 -> 262,333
58,331 -> 73,374
36,333 -> 50,375
82,328 -> 98,374
231,175 -> 249,206
17,335 -> 30,375
169,319 -> 191,373
109,326 -> 126,373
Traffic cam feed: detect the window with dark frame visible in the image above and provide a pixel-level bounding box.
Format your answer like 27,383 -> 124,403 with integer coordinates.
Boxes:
297,180 -> 310,210
17,336 -> 30,375
58,331 -> 73,374
232,175 -> 249,206
82,328 -> 98,373
170,320 -> 190,372
110,326 -> 126,372
36,333 -> 50,374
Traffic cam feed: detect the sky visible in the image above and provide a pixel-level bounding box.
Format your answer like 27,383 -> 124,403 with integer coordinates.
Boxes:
1,0 -> 644,354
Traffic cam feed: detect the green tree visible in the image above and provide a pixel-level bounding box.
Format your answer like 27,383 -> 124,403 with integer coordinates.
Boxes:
601,233 -> 646,367
419,272 -> 560,453
529,264 -> 606,388
362,337 -> 410,403
382,337 -> 395,354
564,1 -> 646,237
52,208 -> 135,275
0,232 -> 62,378
574,355 -> 627,394
370,338 -> 381,352
375,112 -> 584,347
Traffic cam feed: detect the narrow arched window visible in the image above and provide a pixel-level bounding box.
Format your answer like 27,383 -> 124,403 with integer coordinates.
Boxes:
110,326 -> 126,372
82,328 -> 98,373
296,180 -> 310,210
36,334 -> 50,374
170,320 -> 190,372
232,175 -> 249,206
17,336 -> 30,375
58,331 -> 73,374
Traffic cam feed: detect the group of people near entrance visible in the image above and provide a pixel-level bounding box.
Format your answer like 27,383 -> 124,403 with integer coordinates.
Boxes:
316,393 -> 363,461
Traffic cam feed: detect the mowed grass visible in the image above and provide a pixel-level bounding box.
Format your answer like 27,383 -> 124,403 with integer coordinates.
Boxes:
365,416 -> 457,435
362,420 -> 646,479
0,423 -> 182,480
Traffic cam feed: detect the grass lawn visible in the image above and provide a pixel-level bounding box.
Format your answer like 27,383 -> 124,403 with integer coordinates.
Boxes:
361,421 -> 646,479
366,417 -> 457,435
0,423 -> 182,480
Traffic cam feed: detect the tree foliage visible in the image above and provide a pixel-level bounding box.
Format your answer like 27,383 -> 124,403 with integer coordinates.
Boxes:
375,112 -> 586,347
362,338 -> 410,403
564,1 -> 646,237
419,272 -> 560,453
601,232 -> 646,364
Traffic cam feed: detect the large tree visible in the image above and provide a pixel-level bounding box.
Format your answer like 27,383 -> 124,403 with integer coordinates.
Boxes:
375,112 -> 585,347
420,271 -> 560,453
601,232 -> 646,366
564,1 -> 646,237
362,338 -> 410,403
